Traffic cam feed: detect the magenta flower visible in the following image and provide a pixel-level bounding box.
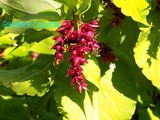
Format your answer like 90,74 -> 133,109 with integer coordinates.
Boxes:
52,19 -> 102,93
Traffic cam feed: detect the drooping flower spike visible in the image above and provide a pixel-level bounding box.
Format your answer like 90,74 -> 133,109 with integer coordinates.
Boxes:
52,19 -> 116,93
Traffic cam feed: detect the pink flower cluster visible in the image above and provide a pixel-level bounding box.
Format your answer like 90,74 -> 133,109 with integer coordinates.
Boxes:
52,20 -> 99,93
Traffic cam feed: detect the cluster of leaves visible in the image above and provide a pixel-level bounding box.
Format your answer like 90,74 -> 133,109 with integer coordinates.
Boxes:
0,0 -> 160,120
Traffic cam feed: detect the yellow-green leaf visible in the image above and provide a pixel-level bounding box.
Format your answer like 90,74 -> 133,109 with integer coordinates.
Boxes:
54,58 -> 137,120
134,11 -> 160,89
113,0 -> 151,26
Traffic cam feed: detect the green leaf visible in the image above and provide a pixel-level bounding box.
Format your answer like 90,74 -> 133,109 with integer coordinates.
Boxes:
113,0 -> 151,26
0,0 -> 62,18
82,58 -> 137,120
134,11 -> 160,90
99,16 -> 154,93
130,64 -> 154,95
136,86 -> 152,107
21,11 -> 64,21
24,29 -> 53,43
138,107 -> 160,120
75,0 -> 92,15
0,95 -> 28,120
0,85 -> 15,95
3,46 -> 28,59
0,33 -> 17,45
56,0 -> 78,11
53,61 -> 86,119
29,37 -> 55,55
98,17 -> 140,64
0,60 -> 52,96
83,0 -> 100,20
54,57 -> 137,120
3,42 -> 30,59
39,111 -> 62,120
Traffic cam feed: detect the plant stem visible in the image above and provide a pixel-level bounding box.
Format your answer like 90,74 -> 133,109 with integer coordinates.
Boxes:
72,11 -> 76,22
79,14 -> 82,23
25,94 -> 32,114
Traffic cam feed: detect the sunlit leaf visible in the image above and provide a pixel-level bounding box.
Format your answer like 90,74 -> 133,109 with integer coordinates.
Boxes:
113,0 -> 151,26
0,60 -> 52,96
29,37 -> 54,55
0,0 -> 62,18
134,11 -> 160,90
3,42 -> 30,59
55,0 -> 78,11
75,0 -> 92,15
0,33 -> 17,45
54,57 -> 137,120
